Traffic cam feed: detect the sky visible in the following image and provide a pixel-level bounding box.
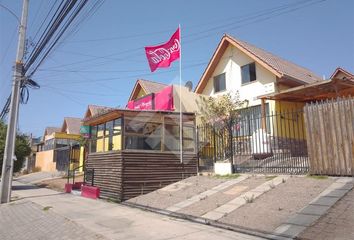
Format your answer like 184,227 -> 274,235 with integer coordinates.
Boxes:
0,0 -> 353,137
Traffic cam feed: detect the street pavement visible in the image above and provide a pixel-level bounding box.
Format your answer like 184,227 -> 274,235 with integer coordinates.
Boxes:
298,186 -> 354,240
0,200 -> 106,240
3,181 -> 265,240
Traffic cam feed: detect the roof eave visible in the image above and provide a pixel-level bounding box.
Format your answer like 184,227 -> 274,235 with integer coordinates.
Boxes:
194,35 -> 283,94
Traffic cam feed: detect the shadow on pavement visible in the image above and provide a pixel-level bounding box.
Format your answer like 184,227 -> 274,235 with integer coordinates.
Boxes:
12,185 -> 39,190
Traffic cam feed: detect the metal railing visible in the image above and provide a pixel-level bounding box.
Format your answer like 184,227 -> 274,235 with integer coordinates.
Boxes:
66,165 -> 95,186
197,109 -> 309,174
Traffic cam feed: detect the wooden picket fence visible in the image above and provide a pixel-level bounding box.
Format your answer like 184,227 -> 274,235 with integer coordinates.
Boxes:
304,97 -> 354,176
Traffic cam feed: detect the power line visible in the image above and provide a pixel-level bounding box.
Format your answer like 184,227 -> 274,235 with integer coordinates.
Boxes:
31,0 -> 326,79
37,61 -> 208,86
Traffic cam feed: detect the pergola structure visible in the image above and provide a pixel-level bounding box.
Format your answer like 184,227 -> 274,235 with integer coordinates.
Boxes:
258,68 -> 354,128
260,77 -> 354,102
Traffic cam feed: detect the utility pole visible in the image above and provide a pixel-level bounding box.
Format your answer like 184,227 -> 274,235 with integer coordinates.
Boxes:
0,0 -> 29,204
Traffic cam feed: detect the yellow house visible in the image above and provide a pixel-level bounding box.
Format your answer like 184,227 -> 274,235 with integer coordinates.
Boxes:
194,34 -> 324,139
194,34 -> 326,168
195,34 -> 322,114
35,118 -> 82,172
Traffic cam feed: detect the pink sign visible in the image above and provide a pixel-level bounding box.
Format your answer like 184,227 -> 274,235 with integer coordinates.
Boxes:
131,94 -> 154,110
155,86 -> 174,111
127,86 -> 174,111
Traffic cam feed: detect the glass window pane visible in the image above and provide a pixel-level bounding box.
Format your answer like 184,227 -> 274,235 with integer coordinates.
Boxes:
112,135 -> 121,150
214,73 -> 226,93
90,139 -> 97,153
183,126 -> 195,152
114,118 -> 122,134
105,121 -> 114,136
164,124 -> 180,151
241,64 -> 250,84
91,126 -> 97,138
97,124 -> 104,137
125,121 -> 162,151
96,138 -> 104,152
249,63 -> 256,81
104,137 -> 110,151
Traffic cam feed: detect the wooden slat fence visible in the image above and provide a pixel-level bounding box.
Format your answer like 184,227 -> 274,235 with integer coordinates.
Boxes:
304,97 -> 354,176
85,150 -> 197,201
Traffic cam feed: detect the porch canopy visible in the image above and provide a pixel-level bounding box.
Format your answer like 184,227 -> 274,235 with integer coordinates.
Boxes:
259,77 -> 354,102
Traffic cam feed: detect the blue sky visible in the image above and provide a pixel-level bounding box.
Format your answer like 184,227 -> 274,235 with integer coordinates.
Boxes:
0,0 -> 353,137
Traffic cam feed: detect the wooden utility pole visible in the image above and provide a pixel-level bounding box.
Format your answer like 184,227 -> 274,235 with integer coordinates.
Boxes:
0,0 -> 29,204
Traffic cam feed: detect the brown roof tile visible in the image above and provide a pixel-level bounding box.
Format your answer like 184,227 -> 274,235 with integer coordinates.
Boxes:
44,127 -> 61,136
138,79 -> 168,94
227,34 -> 322,83
195,34 -> 322,93
62,117 -> 82,135
87,105 -> 113,117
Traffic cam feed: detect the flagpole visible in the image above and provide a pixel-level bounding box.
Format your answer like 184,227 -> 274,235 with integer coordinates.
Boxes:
179,24 -> 183,164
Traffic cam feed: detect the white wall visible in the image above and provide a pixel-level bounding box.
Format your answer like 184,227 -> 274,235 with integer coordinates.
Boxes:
201,45 -> 277,107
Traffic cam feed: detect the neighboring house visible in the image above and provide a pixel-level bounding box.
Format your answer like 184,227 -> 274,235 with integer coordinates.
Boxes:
84,105 -> 114,119
128,79 -> 168,101
194,34 -> 327,169
127,79 -> 200,112
22,136 -> 42,173
61,117 -> 82,170
195,34 -> 322,116
35,118 -> 82,172
330,67 -> 354,81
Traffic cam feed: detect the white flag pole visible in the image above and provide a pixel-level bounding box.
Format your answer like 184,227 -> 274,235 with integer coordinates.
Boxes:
179,24 -> 183,164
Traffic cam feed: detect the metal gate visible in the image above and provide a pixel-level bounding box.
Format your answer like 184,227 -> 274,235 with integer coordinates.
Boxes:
54,145 -> 80,172
198,108 -> 309,174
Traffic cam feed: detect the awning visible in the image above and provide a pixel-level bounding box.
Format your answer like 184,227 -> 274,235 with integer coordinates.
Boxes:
259,77 -> 354,102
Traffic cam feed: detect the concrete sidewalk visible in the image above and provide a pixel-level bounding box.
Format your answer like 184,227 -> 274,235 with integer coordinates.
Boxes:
8,181 -> 265,240
15,171 -> 63,184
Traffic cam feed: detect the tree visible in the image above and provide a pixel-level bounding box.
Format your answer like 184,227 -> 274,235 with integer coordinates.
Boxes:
0,121 -> 31,173
198,91 -> 248,128
197,92 -> 248,162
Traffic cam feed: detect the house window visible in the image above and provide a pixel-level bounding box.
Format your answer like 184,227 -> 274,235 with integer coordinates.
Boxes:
241,62 -> 256,84
163,117 -> 195,152
234,104 -> 270,137
89,118 -> 122,153
124,119 -> 162,151
213,73 -> 226,93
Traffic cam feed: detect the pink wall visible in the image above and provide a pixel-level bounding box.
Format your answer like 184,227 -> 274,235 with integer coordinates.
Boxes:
127,86 -> 174,111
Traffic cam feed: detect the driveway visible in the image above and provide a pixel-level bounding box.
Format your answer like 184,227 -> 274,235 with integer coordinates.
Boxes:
6,181 -> 265,240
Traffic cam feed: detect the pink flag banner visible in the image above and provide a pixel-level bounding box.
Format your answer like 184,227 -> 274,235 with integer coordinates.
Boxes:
145,28 -> 180,72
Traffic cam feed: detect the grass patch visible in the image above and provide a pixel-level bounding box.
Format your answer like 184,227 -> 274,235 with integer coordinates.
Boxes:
265,175 -> 277,180
307,175 -> 328,180
106,197 -> 121,204
214,174 -> 241,179
43,206 -> 52,211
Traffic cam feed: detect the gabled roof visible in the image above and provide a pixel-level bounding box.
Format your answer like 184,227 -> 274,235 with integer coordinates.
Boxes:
330,67 -> 354,80
195,34 -> 322,93
61,117 -> 82,135
84,105 -> 113,119
128,79 -> 168,101
44,127 -> 61,137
